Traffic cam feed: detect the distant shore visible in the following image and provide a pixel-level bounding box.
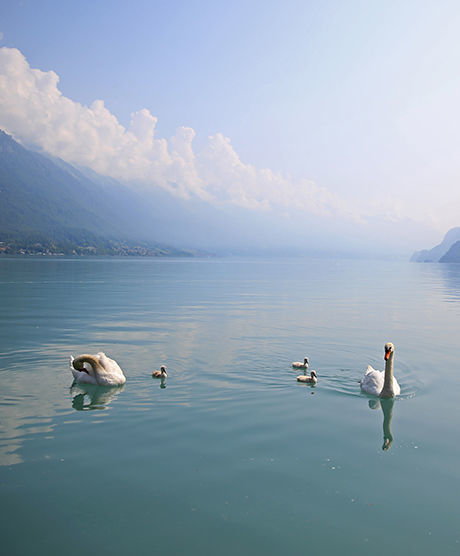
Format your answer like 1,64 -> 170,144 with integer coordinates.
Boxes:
0,239 -> 203,257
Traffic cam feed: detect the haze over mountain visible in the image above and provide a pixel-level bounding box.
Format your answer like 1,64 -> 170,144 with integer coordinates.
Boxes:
0,129 -> 334,255
1,128 -> 438,258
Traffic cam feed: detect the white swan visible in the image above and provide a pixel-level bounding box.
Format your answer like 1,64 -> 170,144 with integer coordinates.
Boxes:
297,370 -> 317,384
360,342 -> 400,398
152,366 -> 167,378
292,357 -> 309,369
69,352 -> 126,386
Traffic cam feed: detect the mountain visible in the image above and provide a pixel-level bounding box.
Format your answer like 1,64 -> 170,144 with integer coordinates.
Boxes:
0,130 -> 199,256
0,129 -> 292,256
1,129 -> 425,259
411,227 -> 460,262
0,130 -> 341,257
439,241 -> 460,263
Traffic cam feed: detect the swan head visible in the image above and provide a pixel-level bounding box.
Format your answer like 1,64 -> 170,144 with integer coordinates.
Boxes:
72,358 -> 91,375
160,366 -> 167,373
382,436 -> 393,451
304,357 -> 309,366
384,342 -> 395,361
310,370 -> 317,379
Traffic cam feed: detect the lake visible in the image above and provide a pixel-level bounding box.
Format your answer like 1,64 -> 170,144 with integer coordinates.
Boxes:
0,257 -> 459,555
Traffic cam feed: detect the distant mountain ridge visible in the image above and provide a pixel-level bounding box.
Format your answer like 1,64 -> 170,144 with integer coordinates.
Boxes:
2,129 -> 432,259
439,241 -> 460,263
0,129 -> 331,257
0,130 -> 200,256
0,129 -> 288,256
411,227 -> 460,263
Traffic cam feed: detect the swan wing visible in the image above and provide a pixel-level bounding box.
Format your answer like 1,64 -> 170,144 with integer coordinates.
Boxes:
95,352 -> 126,386
363,364 -> 378,376
72,370 -> 98,384
97,352 -> 122,372
360,366 -> 384,396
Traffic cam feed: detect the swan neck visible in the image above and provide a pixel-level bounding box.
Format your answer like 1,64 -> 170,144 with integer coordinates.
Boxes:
72,355 -> 103,385
380,352 -> 395,398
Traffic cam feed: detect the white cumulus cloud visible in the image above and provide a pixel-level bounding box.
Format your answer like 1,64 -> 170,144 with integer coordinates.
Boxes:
0,46 -> 357,219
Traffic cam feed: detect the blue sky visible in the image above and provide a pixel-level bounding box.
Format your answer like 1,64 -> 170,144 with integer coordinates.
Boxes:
1,0 -> 459,251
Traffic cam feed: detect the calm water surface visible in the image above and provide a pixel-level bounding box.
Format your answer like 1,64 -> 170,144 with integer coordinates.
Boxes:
1,257 -> 459,555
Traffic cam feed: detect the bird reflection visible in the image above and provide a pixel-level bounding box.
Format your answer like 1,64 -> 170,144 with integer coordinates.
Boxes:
151,375 -> 167,389
70,383 -> 125,411
368,397 -> 395,451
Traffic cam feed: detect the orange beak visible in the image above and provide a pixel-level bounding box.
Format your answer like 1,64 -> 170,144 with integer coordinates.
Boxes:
384,350 -> 391,361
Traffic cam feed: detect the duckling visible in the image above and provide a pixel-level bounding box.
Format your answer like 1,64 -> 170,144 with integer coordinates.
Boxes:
292,357 -> 309,369
297,370 -> 317,384
152,365 -> 167,378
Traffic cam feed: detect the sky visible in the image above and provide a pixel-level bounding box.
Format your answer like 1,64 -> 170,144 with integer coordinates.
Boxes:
0,0 -> 459,253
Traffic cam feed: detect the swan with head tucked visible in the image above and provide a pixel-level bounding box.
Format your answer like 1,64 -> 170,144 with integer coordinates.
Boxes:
360,342 -> 400,398
297,370 -> 317,384
69,352 -> 126,386
292,357 -> 309,369
152,366 -> 167,378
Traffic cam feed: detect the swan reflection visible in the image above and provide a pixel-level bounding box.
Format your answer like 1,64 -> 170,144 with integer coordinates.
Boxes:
368,398 -> 395,451
70,383 -> 125,411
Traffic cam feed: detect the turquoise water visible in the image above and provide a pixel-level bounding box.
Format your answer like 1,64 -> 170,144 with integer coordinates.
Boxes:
1,257 -> 459,555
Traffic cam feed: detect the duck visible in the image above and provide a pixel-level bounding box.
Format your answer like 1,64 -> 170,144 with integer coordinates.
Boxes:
152,366 -> 167,378
360,342 -> 400,398
292,357 -> 309,369
297,370 -> 318,384
69,352 -> 126,386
